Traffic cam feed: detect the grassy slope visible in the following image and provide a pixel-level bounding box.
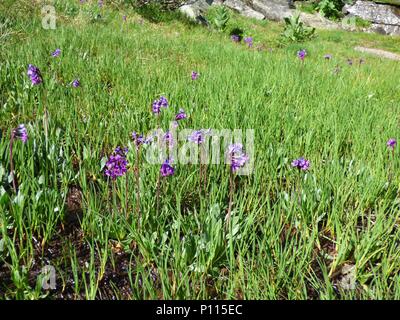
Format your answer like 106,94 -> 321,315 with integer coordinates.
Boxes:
1,1 -> 400,299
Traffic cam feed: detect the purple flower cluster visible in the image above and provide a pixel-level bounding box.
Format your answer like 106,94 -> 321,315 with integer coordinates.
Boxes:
160,158 -> 174,177
163,130 -> 175,147
27,64 -> 43,85
152,96 -> 169,114
291,157 -> 310,171
132,131 -> 145,148
297,50 -> 307,61
188,129 -> 211,145
228,143 -> 249,173
12,124 -> 28,143
104,147 -> 129,180
387,138 -> 397,149
244,37 -> 253,48
175,109 -> 187,121
72,79 -> 80,88
52,48 -> 61,57
191,71 -> 199,80
231,35 -> 240,43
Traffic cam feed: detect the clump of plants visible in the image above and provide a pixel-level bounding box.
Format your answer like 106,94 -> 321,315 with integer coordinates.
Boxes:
212,5 -> 230,31
280,14 -> 316,43
316,0 -> 343,20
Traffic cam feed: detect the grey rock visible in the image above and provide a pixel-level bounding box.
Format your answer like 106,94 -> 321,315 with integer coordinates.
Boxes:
354,46 -> 400,60
251,0 -> 293,21
224,0 -> 266,20
299,12 -> 340,30
344,0 -> 400,35
179,0 -> 213,24
179,0 -> 211,19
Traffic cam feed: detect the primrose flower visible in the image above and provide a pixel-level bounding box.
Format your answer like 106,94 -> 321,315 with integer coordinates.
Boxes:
244,37 -> 253,48
175,109 -> 187,121
12,124 -> 28,143
104,149 -> 128,180
227,143 -> 249,172
387,138 -> 397,149
160,159 -> 174,177
297,50 -> 307,61
291,157 -> 310,171
51,48 -> 61,57
27,64 -> 43,85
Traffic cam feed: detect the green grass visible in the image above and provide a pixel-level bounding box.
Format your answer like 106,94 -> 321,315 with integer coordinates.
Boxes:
1,1 -> 400,300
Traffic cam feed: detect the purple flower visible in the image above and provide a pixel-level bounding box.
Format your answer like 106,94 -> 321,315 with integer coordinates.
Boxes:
104,147 -> 128,180
27,64 -> 43,85
123,15 -> 127,21
152,96 -> 169,114
72,79 -> 80,87
347,59 -> 353,66
291,157 -> 310,171
244,37 -> 253,48
98,0 -> 103,8
132,132 -> 145,148
297,50 -> 307,61
175,109 -> 187,121
163,131 -> 174,147
114,146 -> 129,157
227,143 -> 249,172
188,129 -> 211,145
191,71 -> 199,80
52,48 -> 61,57
387,138 -> 397,149
12,124 -> 28,143
324,54 -> 332,60
231,35 -> 240,43
160,159 -> 174,177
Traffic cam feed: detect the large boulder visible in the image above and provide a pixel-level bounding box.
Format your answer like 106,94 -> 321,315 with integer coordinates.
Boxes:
179,0 -> 265,22
224,0 -> 266,20
344,0 -> 400,35
179,0 -> 214,23
251,0 -> 293,21
373,0 -> 400,6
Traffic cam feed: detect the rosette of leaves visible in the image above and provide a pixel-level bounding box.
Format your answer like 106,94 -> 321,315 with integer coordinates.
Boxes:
212,5 -> 230,32
280,14 -> 316,43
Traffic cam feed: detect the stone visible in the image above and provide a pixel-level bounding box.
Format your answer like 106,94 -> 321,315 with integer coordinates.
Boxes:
179,0 -> 213,23
344,0 -> 400,35
251,0 -> 293,21
224,0 -> 266,20
373,0 -> 400,6
299,12 -> 340,30
354,46 -> 400,61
